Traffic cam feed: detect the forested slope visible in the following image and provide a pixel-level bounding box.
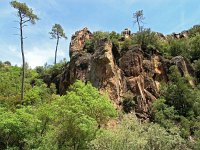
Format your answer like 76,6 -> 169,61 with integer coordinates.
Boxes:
1,25 -> 200,149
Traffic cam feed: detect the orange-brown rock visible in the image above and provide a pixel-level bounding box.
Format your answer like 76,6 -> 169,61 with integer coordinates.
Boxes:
70,27 -> 93,57
59,28 -> 195,118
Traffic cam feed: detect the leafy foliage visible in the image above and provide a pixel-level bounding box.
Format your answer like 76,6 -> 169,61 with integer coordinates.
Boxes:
151,65 -> 200,147
189,34 -> 200,61
49,24 -> 67,40
83,31 -> 121,54
84,39 -> 95,53
162,66 -> 197,116
0,63 -> 117,150
10,0 -> 39,24
121,91 -> 136,113
120,38 -> 135,52
90,114 -> 188,150
168,39 -> 189,57
188,25 -> 200,37
3,5 -> 200,148
193,59 -> 200,82
132,28 -> 161,55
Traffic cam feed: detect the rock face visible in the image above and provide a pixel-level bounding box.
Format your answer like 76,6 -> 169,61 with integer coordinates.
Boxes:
170,56 -> 195,87
121,28 -> 131,39
59,28 -> 195,118
70,27 -> 93,57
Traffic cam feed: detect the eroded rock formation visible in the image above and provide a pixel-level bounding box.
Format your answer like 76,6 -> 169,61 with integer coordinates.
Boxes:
59,28 -> 195,119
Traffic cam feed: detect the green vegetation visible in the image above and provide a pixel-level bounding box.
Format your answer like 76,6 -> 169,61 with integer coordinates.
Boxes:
133,28 -> 161,51
0,63 -> 116,149
120,38 -> 135,52
3,56 -> 200,149
189,34 -> 200,61
188,25 -> 200,37
80,24 -> 200,149
90,115 -> 187,150
3,1 -> 200,149
150,66 -> 200,149
168,39 -> 189,57
84,31 -> 121,53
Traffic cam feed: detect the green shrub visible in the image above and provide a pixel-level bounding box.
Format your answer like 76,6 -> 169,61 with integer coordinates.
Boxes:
84,39 -> 94,53
189,34 -> 200,61
132,28 -> 160,51
168,39 -> 189,57
162,66 -> 197,117
121,38 -> 135,52
121,91 -> 136,113
90,114 -> 187,150
188,25 -> 200,37
193,59 -> 200,82
84,31 -> 121,54
37,80 -> 117,150
150,98 -> 177,129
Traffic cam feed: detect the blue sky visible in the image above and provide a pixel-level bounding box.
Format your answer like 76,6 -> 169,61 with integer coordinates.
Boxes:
0,0 -> 200,68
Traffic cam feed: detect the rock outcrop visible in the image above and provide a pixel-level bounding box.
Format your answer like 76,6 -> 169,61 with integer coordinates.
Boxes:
59,28 -> 195,119
170,56 -> 195,87
121,28 -> 131,39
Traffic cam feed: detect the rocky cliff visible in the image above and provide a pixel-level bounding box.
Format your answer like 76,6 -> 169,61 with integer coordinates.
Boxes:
59,28 -> 195,119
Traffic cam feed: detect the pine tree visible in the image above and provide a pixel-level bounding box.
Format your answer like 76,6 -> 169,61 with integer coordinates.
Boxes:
10,0 -> 39,100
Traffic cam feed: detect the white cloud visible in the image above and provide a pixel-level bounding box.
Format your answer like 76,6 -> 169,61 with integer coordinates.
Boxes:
25,44 -> 66,68
0,42 -> 67,68
8,46 -> 19,54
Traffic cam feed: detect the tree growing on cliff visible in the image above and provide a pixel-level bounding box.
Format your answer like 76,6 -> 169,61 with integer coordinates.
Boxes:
10,0 -> 39,100
133,10 -> 145,32
49,24 -> 67,65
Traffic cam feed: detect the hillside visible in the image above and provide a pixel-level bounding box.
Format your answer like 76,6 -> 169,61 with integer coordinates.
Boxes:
1,25 -> 200,149
57,27 -> 197,119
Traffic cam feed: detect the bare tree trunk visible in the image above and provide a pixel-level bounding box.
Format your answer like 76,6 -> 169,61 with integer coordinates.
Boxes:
137,17 -> 141,32
54,37 -> 59,65
20,13 -> 25,101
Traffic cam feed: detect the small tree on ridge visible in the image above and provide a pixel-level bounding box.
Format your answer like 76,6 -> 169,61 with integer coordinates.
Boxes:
49,24 -> 67,65
133,10 -> 145,32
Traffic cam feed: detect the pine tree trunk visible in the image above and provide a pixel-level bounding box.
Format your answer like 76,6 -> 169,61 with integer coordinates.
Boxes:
54,37 -> 59,65
137,18 -> 141,32
20,13 -> 25,101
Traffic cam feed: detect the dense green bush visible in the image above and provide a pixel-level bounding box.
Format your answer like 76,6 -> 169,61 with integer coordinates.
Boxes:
168,39 -> 189,57
151,65 -> 200,146
120,38 -> 135,52
0,74 -> 117,150
162,66 -> 197,116
150,98 -> 177,129
132,28 -> 160,52
37,61 -> 67,93
3,24 -> 200,149
33,80 -> 117,150
189,34 -> 200,61
90,114 -> 187,150
193,59 -> 200,82
188,25 -> 200,37
83,31 -> 121,54
0,65 -> 38,109
121,91 -> 136,113
84,39 -> 94,53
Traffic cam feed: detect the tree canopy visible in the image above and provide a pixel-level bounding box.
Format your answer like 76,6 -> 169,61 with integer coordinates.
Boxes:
49,24 -> 67,39
10,0 -> 39,24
